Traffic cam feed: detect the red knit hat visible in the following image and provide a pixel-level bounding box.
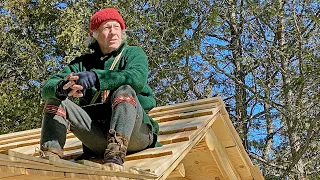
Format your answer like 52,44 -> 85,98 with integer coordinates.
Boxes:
89,8 -> 125,36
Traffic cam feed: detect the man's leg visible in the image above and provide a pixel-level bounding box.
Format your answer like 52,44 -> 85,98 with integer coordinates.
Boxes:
105,85 -> 153,165
40,98 -> 108,158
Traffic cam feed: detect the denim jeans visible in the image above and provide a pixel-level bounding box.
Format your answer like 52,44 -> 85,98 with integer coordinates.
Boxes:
40,85 -> 153,156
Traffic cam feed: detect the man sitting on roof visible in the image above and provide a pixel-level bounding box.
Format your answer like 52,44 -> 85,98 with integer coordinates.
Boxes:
40,7 -> 160,167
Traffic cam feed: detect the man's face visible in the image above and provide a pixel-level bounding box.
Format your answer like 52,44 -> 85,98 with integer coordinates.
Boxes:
96,20 -> 122,53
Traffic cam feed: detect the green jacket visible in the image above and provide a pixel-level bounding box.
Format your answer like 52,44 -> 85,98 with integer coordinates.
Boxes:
41,41 -> 161,147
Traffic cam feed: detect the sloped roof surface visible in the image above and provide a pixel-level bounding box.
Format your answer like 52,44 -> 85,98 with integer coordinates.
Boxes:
0,97 -> 264,180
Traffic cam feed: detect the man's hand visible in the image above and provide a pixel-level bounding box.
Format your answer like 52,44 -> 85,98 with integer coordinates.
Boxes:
63,73 -> 84,98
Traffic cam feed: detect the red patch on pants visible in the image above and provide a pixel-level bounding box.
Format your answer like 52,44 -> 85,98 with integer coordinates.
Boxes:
112,95 -> 137,109
44,105 -> 66,118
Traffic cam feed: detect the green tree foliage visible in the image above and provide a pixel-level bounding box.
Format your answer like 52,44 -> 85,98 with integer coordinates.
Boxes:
0,0 -> 319,178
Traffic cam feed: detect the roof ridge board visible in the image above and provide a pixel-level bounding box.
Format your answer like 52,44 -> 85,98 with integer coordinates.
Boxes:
149,97 -> 221,114
149,102 -> 219,118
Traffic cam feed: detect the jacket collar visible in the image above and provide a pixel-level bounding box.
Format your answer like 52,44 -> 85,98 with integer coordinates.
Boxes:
90,41 -> 127,60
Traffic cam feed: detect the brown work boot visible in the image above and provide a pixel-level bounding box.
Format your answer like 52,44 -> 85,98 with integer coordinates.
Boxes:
38,147 -> 63,159
104,129 -> 128,166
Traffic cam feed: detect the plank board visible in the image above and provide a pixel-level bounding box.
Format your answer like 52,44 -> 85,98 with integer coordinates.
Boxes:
0,158 -> 157,179
149,97 -> 220,114
158,114 -> 214,131
226,147 -> 253,180
0,134 -> 41,146
0,166 -> 25,179
154,109 -> 214,123
0,134 -> 76,151
3,168 -> 65,180
0,129 -> 41,141
149,102 -> 218,118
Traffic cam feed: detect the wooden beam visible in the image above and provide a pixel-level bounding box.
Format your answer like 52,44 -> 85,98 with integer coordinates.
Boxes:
0,159 -> 157,179
217,112 -> 264,178
167,163 -> 185,179
159,126 -> 198,135
0,134 -> 41,146
158,114 -> 213,134
205,127 -> 241,180
149,97 -> 220,114
149,103 -> 219,118
125,151 -> 173,161
0,134 -> 76,151
0,166 -> 25,178
251,166 -> 265,180
154,110 -> 213,123
0,129 -> 41,141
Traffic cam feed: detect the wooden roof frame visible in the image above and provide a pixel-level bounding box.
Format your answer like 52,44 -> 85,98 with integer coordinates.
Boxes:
0,97 -> 264,180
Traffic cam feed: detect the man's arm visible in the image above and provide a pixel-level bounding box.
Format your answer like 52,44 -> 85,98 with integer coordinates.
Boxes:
41,62 -> 82,100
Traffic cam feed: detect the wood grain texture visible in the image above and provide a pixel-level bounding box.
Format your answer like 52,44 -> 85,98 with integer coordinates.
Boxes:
155,115 -> 219,180
182,151 -> 224,180
149,103 -> 219,118
149,97 -> 220,114
167,163 -> 185,178
0,129 -> 41,141
154,110 -> 213,123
